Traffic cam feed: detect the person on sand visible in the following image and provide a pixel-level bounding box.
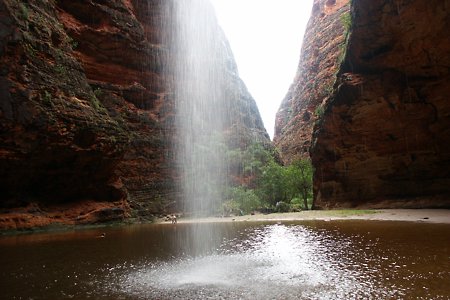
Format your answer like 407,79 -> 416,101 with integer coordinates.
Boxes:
170,215 -> 177,224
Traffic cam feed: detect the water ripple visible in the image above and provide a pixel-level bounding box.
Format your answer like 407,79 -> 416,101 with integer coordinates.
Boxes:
103,223 -> 401,299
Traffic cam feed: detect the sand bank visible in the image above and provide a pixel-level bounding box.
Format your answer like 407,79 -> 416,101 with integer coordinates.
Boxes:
162,209 -> 450,225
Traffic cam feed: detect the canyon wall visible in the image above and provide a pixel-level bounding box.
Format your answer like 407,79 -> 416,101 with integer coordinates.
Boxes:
0,0 -> 268,229
274,0 -> 350,164
275,0 -> 450,208
312,0 -> 450,208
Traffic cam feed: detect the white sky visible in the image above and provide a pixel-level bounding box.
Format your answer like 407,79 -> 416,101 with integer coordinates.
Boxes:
210,0 -> 314,139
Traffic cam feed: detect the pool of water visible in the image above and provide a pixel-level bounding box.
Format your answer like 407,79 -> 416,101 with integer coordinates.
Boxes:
1,220 -> 449,299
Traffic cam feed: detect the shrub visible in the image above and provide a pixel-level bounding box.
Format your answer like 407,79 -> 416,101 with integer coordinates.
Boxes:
290,204 -> 303,212
290,197 -> 302,205
224,187 -> 261,215
315,105 -> 324,118
222,200 -> 240,216
42,90 -> 53,106
340,12 -> 352,33
54,64 -> 67,75
93,88 -> 103,98
19,3 -> 29,20
275,201 -> 291,213
68,37 -> 78,50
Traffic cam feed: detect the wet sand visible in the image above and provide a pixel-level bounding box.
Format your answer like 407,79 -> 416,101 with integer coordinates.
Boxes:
163,209 -> 450,224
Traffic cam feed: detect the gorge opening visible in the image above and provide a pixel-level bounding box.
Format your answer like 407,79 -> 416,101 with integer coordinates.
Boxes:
210,0 -> 314,139
171,0 -> 315,219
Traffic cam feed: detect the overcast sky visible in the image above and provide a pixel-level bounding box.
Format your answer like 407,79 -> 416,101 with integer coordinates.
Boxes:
210,0 -> 314,139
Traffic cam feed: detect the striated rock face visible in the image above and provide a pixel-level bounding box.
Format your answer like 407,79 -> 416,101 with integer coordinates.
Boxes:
0,0 -> 268,229
275,0 -> 449,208
311,0 -> 450,208
59,0 -> 178,217
0,0 -> 129,212
274,0 -> 350,163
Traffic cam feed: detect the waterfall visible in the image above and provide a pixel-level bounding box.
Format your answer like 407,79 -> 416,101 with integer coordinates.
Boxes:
168,0 -> 230,217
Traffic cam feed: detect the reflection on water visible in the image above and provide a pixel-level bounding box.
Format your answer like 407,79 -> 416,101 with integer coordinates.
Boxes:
1,221 -> 449,299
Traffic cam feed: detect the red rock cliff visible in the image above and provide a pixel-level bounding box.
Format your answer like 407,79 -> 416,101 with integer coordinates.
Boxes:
311,0 -> 450,208
274,0 -> 350,163
0,0 -> 269,230
0,0 -> 131,229
275,0 -> 450,208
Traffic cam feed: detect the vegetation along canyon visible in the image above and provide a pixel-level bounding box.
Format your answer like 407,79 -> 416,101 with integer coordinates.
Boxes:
0,0 -> 449,299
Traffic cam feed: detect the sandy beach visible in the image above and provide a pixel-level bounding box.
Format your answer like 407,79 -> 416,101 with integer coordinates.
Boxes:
163,209 -> 450,225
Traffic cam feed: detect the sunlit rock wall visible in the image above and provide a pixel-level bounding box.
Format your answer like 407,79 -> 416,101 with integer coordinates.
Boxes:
311,0 -> 450,208
0,0 -> 268,229
274,0 -> 350,163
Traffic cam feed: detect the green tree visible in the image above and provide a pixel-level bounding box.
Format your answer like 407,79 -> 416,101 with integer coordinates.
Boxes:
226,142 -> 275,190
224,186 -> 261,215
290,159 -> 313,210
241,143 -> 273,177
256,158 -> 313,210
224,143 -> 314,214
257,160 -> 287,206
